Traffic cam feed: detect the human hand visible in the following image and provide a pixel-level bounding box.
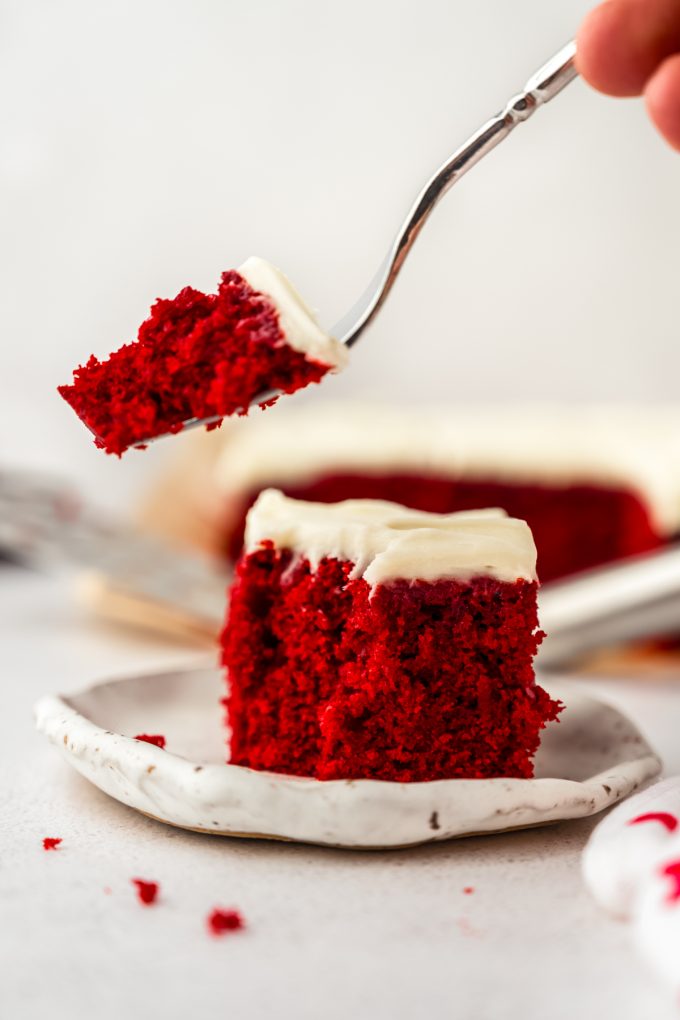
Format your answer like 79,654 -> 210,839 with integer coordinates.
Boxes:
577,0 -> 680,150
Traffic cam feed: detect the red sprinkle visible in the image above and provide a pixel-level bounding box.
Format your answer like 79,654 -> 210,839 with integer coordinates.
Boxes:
42,837 -> 62,851
660,860 -> 680,904
134,734 -> 166,749
207,908 -> 245,937
132,879 -> 159,906
629,812 -> 678,833
463,886 -> 475,895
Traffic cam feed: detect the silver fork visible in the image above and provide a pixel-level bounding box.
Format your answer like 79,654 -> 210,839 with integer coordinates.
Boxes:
335,39 -> 577,348
133,40 -> 577,446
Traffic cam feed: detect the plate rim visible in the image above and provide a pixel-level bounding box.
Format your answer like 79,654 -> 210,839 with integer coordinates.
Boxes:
33,667 -> 663,849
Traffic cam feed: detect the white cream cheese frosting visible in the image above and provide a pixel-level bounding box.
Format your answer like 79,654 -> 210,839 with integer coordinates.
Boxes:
215,403 -> 680,536
238,256 -> 348,371
244,489 -> 537,586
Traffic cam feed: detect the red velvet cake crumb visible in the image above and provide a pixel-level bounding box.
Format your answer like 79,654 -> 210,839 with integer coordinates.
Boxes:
222,544 -> 561,782
58,271 -> 331,455
132,879 -> 159,906
42,837 -> 62,851
134,733 -> 166,748
207,908 -> 245,936
463,887 -> 475,895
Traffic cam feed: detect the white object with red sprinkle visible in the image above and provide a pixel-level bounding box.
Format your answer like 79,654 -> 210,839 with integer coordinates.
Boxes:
633,858 -> 680,989
583,776 -> 680,991
582,777 -> 680,919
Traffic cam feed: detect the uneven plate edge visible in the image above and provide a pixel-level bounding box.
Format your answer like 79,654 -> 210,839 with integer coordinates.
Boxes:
33,681 -> 662,849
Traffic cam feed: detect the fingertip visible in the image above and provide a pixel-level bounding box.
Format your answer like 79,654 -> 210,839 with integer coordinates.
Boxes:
576,1 -> 644,97
645,53 -> 680,151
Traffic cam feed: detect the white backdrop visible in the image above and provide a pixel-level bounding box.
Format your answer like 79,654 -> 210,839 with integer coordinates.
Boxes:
1,0 -> 678,511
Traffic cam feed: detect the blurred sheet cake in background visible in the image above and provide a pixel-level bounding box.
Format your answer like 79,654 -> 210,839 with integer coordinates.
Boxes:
140,403 -> 680,586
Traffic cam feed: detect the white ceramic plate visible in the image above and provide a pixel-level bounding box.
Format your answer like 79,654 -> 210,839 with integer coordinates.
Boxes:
34,667 -> 661,849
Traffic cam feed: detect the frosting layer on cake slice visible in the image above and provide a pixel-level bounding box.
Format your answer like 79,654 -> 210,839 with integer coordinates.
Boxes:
246,489 -> 537,586
238,257 -> 347,370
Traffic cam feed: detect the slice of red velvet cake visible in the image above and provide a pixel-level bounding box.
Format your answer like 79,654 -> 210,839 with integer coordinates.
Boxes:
221,490 -> 561,783
58,258 -> 347,455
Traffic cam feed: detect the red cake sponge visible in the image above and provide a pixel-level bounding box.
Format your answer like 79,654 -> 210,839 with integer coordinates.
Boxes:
59,262 -> 344,455
221,493 -> 561,782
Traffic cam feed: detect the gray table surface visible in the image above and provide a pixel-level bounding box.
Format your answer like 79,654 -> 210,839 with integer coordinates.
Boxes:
3,567 -> 679,1020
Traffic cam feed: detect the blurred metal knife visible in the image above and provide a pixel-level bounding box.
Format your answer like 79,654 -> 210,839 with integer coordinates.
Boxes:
0,469 -> 228,636
538,544 -> 680,668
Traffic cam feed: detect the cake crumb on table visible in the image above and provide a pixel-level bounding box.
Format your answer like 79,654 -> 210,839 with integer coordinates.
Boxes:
131,879 -> 159,906
42,837 -> 62,851
456,917 -> 481,937
463,886 -> 475,895
134,734 -> 166,749
207,908 -> 245,937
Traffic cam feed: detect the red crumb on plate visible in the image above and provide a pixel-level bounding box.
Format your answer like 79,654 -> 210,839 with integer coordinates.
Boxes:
134,733 -> 166,749
207,908 -> 245,936
42,837 -> 62,851
463,887 -> 475,895
132,879 -> 159,906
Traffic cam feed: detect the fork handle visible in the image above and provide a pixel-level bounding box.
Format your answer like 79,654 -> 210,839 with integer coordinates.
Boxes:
522,40 -> 579,104
397,42 -> 578,265
451,39 -> 579,167
337,41 -> 578,347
